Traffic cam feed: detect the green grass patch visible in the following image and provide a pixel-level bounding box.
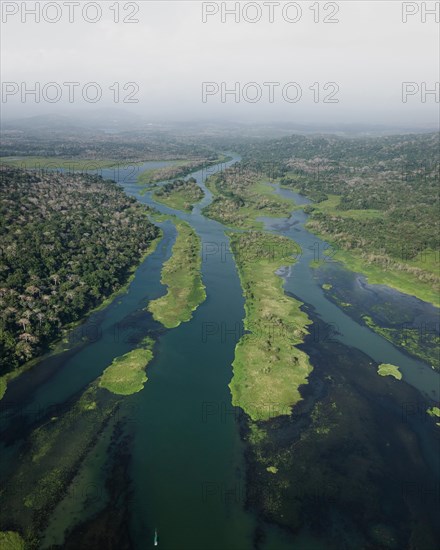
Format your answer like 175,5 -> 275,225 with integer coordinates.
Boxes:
228,231 -> 313,421
322,283 -> 333,290
377,363 -> 402,380
0,531 -> 25,549
427,406 -> 440,418
148,218 -> 206,328
315,194 -> 383,220
153,178 -> 204,211
99,346 -> 153,395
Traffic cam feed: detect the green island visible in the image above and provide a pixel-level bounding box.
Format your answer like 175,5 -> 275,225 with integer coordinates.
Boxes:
99,337 -> 154,395
148,218 -> 206,328
427,406 -> 440,427
138,155 -> 229,185
0,531 -> 25,550
228,231 -> 312,421
427,406 -> 440,418
377,363 -> 402,380
203,169 -> 297,229
153,177 -> 204,211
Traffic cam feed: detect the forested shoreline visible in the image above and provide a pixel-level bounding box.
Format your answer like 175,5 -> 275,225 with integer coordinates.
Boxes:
0,166 -> 159,375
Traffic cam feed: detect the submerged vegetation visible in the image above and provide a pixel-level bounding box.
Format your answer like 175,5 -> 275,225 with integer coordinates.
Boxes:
1,128 -> 439,550
244,334 -> 440,549
148,218 -> 206,328
228,231 -> 312,421
317,268 -> 439,372
153,177 -> 204,211
0,379 -> 121,547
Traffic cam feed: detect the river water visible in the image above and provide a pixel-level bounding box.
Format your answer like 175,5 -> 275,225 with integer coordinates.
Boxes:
0,156 -> 438,549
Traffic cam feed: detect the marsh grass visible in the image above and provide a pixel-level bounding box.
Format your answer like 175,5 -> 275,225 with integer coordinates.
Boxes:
148,219 -> 206,328
228,231 -> 313,421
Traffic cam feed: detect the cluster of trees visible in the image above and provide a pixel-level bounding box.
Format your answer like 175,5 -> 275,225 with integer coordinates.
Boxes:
203,167 -> 291,227
1,127 -> 217,162
0,166 -> 159,374
154,177 -> 203,206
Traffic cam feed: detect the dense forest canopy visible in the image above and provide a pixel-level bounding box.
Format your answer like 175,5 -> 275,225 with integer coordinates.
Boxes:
0,166 -> 159,373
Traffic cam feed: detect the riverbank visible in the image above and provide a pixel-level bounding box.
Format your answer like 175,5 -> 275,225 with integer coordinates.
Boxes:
228,231 -> 312,421
147,217 -> 206,328
316,242 -> 440,307
0,156 -> 129,171
0,229 -> 163,402
298,192 -> 440,307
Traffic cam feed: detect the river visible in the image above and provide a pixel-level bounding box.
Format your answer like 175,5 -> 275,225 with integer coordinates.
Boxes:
0,156 -> 438,549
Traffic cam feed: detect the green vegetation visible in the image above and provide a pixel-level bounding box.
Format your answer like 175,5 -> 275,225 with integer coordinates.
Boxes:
377,363 -> 402,380
148,218 -> 206,328
322,283 -> 332,290
0,156 -> 123,171
99,339 -> 154,395
362,315 -> 439,371
228,231 -> 312,421
153,177 -> 204,211
138,156 -> 229,185
203,169 -> 297,229
0,166 -> 160,377
0,380 -> 120,545
234,132 -> 439,305
308,225 -> 439,307
427,406 -> 440,418
0,531 -> 25,549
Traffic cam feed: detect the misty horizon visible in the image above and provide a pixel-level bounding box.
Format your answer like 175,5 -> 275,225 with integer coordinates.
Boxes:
1,1 -> 439,127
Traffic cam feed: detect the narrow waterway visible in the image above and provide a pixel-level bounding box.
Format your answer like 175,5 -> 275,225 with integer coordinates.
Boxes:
260,186 -> 439,402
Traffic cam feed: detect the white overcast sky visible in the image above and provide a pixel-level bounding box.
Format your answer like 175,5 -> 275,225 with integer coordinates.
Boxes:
1,1 -> 439,127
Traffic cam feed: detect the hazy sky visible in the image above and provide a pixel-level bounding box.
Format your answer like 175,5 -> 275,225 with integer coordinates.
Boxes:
1,1 -> 439,127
